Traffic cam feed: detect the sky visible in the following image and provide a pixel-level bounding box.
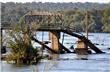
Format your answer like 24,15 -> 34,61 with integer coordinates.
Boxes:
1,0 -> 110,3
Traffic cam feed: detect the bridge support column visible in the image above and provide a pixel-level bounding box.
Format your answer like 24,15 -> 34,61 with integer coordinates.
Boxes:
75,39 -> 89,55
49,31 -> 60,53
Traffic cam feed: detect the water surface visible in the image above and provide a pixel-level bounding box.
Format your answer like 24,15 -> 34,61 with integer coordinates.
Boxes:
1,33 -> 110,72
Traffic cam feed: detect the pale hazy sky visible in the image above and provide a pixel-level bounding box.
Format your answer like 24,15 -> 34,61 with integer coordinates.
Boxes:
1,0 -> 110,3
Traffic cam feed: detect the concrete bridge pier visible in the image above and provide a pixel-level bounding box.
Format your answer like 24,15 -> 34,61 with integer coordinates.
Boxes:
49,31 -> 61,53
75,39 -> 89,55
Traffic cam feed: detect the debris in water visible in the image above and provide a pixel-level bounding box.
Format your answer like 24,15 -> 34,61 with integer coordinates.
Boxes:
94,43 -> 99,45
108,48 -> 110,50
81,58 -> 88,60
101,44 -> 104,45
70,45 -> 74,50
65,43 -> 74,44
76,58 -> 88,60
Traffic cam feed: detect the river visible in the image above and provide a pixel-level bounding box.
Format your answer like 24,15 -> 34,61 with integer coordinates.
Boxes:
1,33 -> 110,72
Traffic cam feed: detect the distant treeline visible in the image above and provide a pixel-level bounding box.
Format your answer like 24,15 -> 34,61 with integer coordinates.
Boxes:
1,2 -> 110,32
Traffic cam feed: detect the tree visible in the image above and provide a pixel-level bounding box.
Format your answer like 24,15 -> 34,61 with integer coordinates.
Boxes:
6,17 -> 41,64
101,7 -> 110,32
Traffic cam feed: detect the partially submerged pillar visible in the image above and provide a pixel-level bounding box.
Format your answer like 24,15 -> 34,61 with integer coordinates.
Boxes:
49,31 -> 60,53
75,11 -> 89,55
75,39 -> 88,55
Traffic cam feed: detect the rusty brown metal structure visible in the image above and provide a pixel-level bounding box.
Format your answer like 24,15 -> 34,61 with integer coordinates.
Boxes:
1,10 -> 104,55
25,10 -> 66,54
25,10 -> 63,30
24,10 -> 104,54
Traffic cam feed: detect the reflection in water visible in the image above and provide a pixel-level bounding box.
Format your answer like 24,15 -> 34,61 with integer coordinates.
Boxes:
43,60 -> 58,72
52,54 -> 59,60
31,65 -> 39,72
1,33 -> 110,72
38,54 -> 59,72
76,55 -> 88,60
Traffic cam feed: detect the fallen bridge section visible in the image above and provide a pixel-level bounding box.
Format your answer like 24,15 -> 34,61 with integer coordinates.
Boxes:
59,43 -> 72,53
31,37 -> 58,54
62,29 -> 104,54
31,36 -> 72,54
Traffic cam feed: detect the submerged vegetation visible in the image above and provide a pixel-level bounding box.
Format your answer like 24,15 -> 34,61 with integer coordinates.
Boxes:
6,17 -> 42,64
1,2 -> 110,64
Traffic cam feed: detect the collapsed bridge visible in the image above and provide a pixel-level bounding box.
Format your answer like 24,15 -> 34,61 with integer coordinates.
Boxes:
25,10 -> 104,54
1,10 -> 104,55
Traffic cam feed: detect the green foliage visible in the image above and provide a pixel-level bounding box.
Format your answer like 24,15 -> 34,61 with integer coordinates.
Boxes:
1,2 -> 110,32
101,7 -> 110,32
6,17 -> 41,65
